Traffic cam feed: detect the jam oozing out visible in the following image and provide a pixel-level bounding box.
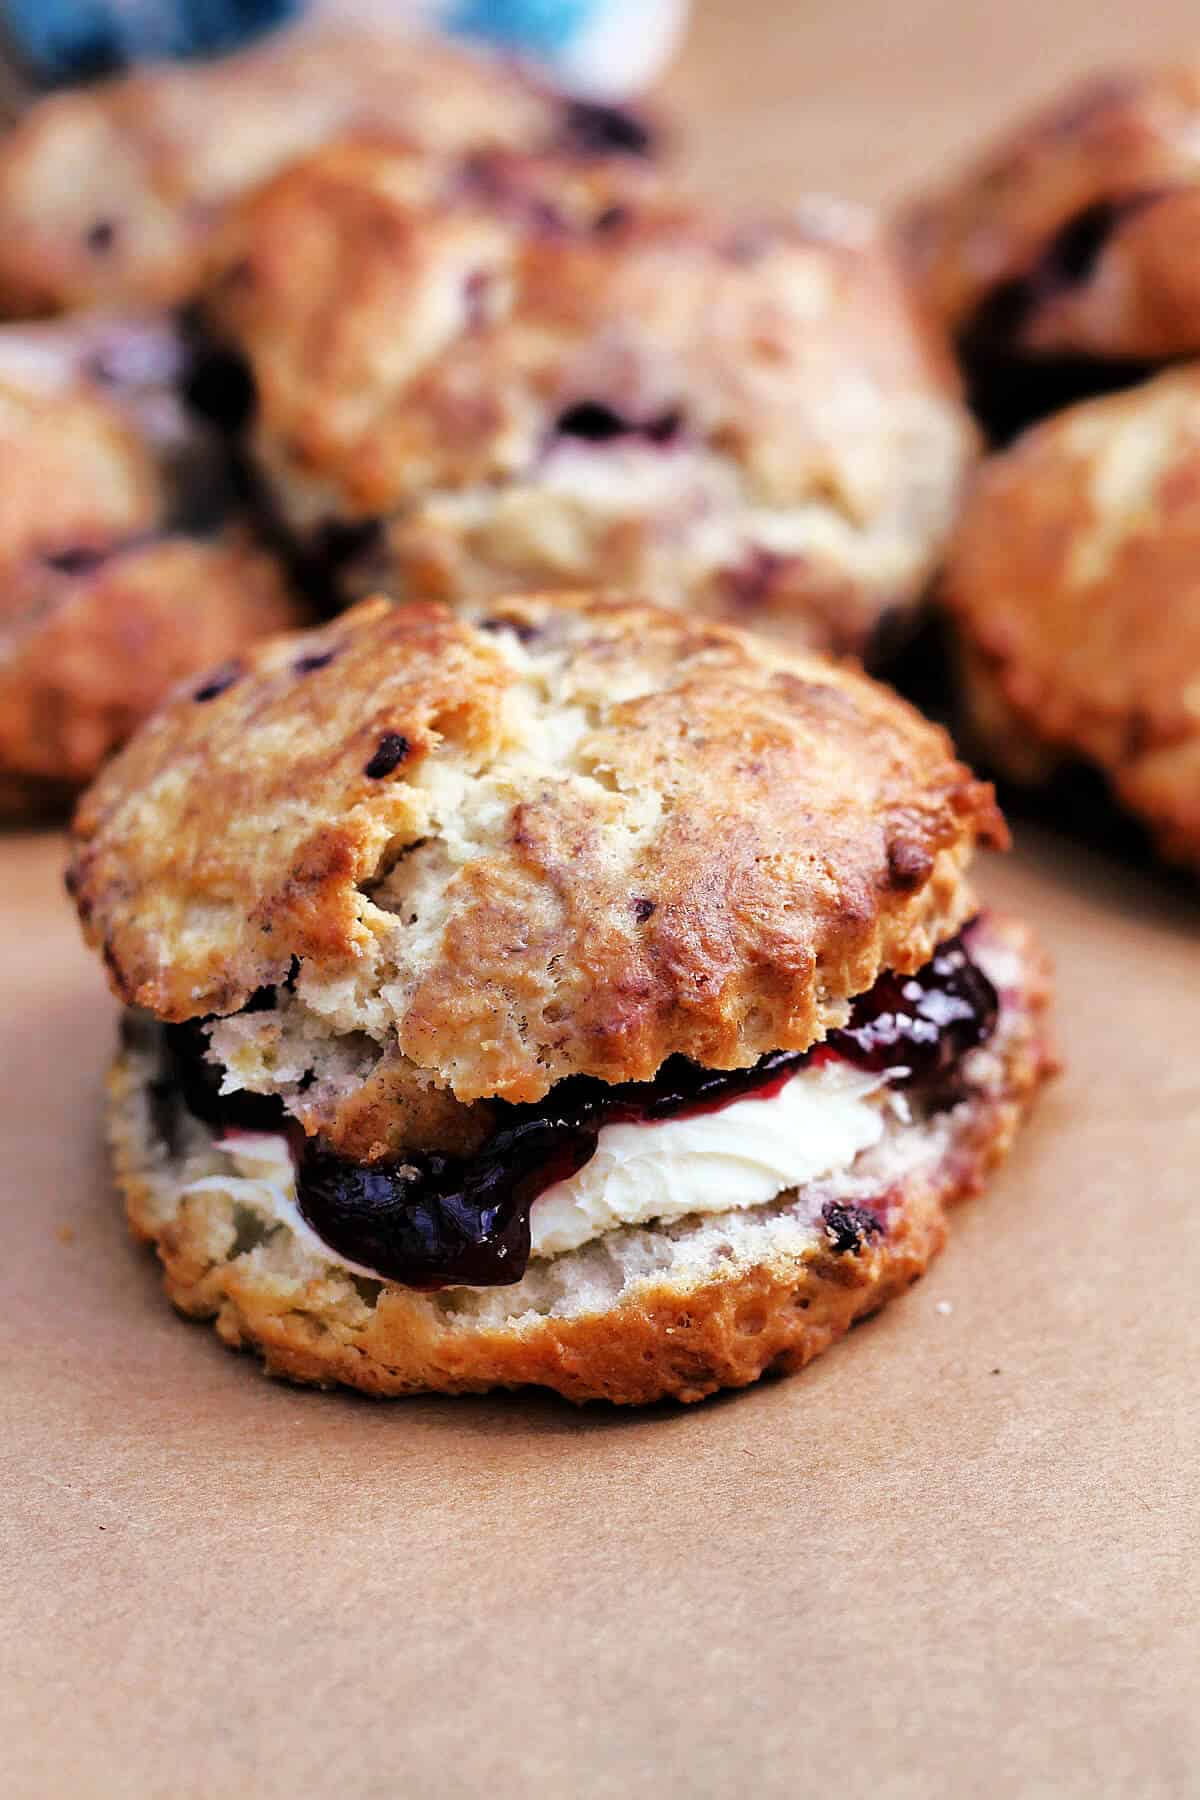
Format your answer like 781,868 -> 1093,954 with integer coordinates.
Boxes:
166,926 -> 998,1289
821,932 -> 998,1089
299,1117 -> 594,1288
298,1050 -> 804,1287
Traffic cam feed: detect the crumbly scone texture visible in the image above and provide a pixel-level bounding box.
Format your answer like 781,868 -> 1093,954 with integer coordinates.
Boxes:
201,140 -> 974,657
0,30 -> 614,318
0,315 -> 304,814
106,913 -> 1052,1405
901,63 -> 1200,361
70,590 -> 1005,1112
943,365 -> 1200,870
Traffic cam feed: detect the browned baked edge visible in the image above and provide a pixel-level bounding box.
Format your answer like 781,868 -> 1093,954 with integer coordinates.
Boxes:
952,632 -> 1200,875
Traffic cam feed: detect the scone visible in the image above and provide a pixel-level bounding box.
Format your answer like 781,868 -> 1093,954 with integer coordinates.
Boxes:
943,365 -> 1200,872
68,592 -> 1052,1405
0,313 -> 302,817
0,28 -> 654,319
901,65 -> 1200,439
195,141 -> 976,662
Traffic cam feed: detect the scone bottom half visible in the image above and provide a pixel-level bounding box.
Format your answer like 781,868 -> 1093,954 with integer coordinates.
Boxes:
72,592 -> 1053,1404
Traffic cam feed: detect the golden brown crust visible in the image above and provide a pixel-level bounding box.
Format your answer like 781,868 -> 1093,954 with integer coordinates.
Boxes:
0,332 -> 165,560
0,315 -> 305,812
902,64 -> 1200,361
0,532 -> 302,799
201,141 -> 974,657
69,592 -> 1005,1107
107,913 -> 1053,1405
0,30 -> 599,318
942,365 -> 1200,869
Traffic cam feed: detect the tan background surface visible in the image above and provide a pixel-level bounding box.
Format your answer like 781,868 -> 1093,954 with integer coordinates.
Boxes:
3,4 -> 1199,1795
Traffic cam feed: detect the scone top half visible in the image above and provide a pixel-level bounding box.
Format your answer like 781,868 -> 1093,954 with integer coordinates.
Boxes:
0,28 -> 656,318
901,63 -> 1200,438
943,363 -> 1200,870
194,138 -> 975,660
71,593 -> 1014,1297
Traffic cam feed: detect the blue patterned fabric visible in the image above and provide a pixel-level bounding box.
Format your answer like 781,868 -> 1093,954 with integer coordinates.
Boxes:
2,0 -> 637,87
3,0 -> 298,80
444,0 -> 595,57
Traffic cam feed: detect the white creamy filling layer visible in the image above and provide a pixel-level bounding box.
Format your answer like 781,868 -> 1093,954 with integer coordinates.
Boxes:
528,1061 -> 893,1254
178,1059 -> 898,1281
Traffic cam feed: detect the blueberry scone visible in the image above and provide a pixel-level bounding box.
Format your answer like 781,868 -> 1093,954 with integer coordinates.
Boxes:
0,28 -> 654,318
195,141 -> 976,661
943,364 -> 1200,872
0,313 -> 302,817
902,64 -> 1200,439
69,592 -> 1052,1404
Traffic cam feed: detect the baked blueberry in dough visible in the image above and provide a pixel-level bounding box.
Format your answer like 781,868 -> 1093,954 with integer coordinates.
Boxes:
0,313 -> 302,817
70,591 -> 1052,1404
943,364 -> 1200,872
901,65 -> 1200,439
195,141 -> 976,662
0,29 -> 656,319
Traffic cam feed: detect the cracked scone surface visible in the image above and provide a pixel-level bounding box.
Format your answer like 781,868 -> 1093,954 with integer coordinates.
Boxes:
943,365 -> 1200,871
199,140 -> 974,658
0,30 -> 644,318
0,315 -> 302,815
107,913 -> 1051,1405
70,591 -> 1006,1113
903,63 -> 1200,365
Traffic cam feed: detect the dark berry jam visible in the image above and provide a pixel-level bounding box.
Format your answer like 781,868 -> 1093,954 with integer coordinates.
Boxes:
164,1015 -> 285,1130
291,1050 -> 803,1287
297,1118 -> 593,1287
163,926 -> 997,1288
163,982 -> 287,1132
958,195 -> 1169,441
821,931 -> 998,1088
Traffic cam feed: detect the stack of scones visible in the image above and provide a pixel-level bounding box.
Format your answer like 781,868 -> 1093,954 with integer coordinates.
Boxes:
8,24 -> 1135,1405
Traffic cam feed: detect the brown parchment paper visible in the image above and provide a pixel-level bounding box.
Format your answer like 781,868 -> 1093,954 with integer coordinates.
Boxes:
3,4 -> 1200,1793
